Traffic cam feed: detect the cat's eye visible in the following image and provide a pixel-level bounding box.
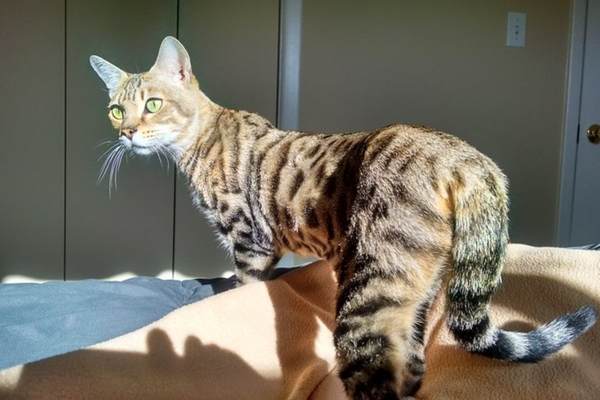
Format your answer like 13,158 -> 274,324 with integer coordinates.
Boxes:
145,98 -> 163,113
109,105 -> 124,120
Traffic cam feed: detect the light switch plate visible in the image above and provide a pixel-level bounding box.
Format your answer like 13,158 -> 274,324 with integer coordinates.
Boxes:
507,12 -> 527,47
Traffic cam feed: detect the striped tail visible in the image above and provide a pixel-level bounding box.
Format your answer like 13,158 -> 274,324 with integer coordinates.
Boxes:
446,164 -> 597,362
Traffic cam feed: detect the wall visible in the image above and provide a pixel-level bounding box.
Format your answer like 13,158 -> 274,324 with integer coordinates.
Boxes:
0,1 -> 65,280
0,1 -> 573,281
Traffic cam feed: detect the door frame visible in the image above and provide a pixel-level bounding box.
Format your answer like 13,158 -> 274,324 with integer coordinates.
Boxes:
558,0 -> 589,245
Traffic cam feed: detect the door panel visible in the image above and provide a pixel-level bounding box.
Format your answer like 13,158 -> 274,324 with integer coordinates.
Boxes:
65,0 -> 177,279
0,1 -> 65,281
571,0 -> 600,245
175,0 -> 279,278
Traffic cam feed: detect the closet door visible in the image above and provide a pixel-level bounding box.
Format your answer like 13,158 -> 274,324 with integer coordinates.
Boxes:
175,0 -> 280,278
65,0 -> 177,279
0,1 -> 65,281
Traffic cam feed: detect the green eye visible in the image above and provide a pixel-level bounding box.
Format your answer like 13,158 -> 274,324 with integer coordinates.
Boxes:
145,98 -> 163,113
109,106 -> 123,120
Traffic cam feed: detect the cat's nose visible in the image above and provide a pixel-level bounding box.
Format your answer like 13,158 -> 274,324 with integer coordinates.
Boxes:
121,127 -> 137,139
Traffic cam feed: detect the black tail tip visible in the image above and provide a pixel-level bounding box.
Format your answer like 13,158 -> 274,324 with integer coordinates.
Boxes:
468,305 -> 597,364
567,305 -> 598,335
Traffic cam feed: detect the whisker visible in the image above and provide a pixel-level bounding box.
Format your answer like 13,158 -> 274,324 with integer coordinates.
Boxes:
115,147 -> 127,188
157,144 -> 172,172
99,146 -> 121,181
97,141 -> 121,162
112,148 -> 122,193
167,143 -> 182,160
163,147 -> 172,172
108,147 -> 126,198
109,149 -> 119,196
98,147 -> 118,184
96,139 -> 116,149
154,145 -> 165,169
98,142 -> 125,191
99,134 -> 185,195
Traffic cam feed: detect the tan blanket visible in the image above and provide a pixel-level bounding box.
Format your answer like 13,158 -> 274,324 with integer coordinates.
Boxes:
0,244 -> 598,399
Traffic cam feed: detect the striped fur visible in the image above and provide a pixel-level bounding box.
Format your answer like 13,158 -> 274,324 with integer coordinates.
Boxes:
91,37 -> 598,399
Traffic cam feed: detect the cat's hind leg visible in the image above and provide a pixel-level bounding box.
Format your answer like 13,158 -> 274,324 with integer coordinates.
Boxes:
332,170 -> 452,399
334,245 -> 447,400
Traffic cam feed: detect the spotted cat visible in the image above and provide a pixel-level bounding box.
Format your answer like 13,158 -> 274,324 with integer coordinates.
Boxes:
90,37 -> 597,399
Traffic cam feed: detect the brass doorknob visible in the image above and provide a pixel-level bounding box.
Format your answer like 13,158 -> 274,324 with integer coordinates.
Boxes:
587,124 -> 600,144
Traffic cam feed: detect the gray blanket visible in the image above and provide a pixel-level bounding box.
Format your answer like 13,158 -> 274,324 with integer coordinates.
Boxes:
0,276 -> 235,370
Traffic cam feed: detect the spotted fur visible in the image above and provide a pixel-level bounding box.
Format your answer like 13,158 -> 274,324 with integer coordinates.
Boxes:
91,37 -> 597,399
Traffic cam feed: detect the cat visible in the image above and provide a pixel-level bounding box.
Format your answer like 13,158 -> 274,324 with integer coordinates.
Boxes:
90,36 -> 597,399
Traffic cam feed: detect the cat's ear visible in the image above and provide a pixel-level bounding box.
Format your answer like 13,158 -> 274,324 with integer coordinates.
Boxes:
89,55 -> 127,96
150,36 -> 192,83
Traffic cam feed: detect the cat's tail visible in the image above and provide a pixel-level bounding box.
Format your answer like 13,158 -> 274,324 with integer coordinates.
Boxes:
446,160 -> 597,362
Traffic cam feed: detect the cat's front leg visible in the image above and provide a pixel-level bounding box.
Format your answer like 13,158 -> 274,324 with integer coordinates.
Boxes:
232,241 -> 280,285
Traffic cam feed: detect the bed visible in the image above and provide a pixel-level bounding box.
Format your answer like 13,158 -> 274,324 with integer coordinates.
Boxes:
0,244 -> 599,399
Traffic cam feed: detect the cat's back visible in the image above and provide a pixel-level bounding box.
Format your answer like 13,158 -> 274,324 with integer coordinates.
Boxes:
250,118 -> 493,194
361,123 -> 478,164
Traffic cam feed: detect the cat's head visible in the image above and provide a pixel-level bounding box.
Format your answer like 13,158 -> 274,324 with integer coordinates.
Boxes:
90,36 -> 207,159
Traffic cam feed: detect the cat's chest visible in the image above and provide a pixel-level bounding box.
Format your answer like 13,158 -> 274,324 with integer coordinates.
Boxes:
191,187 -> 266,246
189,191 -> 232,250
